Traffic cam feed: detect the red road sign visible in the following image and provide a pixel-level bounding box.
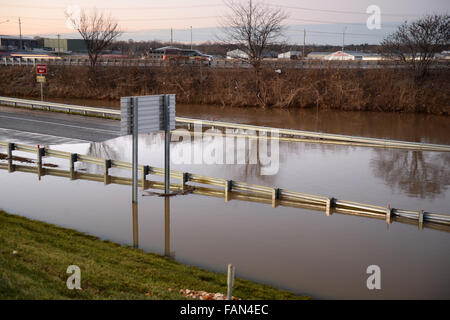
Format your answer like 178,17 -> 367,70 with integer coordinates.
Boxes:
36,64 -> 47,75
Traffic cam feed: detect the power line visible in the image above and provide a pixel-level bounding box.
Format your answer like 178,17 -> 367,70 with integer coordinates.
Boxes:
1,15 -> 221,22
288,17 -> 398,28
1,2 -> 422,18
287,29 -> 388,38
0,3 -> 225,10
269,4 -> 420,18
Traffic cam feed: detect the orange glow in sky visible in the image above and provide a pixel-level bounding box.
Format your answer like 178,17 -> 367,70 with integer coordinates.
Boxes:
0,0 -> 448,41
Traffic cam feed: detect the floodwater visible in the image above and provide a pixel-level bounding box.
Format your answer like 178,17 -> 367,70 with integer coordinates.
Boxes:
1,99 -> 450,299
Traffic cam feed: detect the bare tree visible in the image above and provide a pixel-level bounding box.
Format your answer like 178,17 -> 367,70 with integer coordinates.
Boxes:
220,0 -> 287,69
66,8 -> 122,68
380,14 -> 450,81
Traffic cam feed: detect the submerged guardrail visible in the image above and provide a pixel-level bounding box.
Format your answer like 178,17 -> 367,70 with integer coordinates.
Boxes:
1,96 -> 449,152
1,140 -> 449,233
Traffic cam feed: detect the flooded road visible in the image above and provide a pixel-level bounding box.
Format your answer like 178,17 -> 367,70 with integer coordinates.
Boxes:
1,98 -> 449,299
39,96 -> 450,144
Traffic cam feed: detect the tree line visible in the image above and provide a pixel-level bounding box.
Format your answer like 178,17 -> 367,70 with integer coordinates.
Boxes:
66,1 -> 449,81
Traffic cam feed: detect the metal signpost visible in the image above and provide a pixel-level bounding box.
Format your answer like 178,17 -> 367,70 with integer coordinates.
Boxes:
36,64 -> 47,101
121,94 -> 176,248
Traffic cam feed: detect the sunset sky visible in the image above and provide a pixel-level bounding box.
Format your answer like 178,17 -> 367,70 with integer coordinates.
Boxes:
0,0 -> 448,44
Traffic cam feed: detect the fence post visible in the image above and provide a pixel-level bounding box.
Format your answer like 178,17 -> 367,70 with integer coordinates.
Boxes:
7,143 -> 15,173
227,264 -> 235,300
70,153 -> 77,180
104,159 -> 112,185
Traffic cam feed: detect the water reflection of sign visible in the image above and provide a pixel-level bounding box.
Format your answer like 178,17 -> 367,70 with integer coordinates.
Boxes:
36,76 -> 46,83
120,94 -> 176,135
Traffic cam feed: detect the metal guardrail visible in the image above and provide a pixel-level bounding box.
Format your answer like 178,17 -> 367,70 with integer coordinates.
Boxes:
2,56 -> 449,69
0,96 -> 120,117
176,118 -> 450,152
1,96 -> 449,152
1,140 -> 449,232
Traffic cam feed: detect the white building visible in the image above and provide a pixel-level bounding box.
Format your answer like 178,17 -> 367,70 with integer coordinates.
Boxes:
278,51 -> 303,59
324,51 -> 382,61
306,52 -> 331,60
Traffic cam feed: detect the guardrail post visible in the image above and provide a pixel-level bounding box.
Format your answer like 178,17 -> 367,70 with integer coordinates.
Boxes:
37,147 -> 45,179
142,165 -> 150,190
418,210 -> 424,231
104,159 -> 112,185
70,153 -> 78,180
225,180 -> 233,202
181,172 -> 189,191
7,143 -> 15,173
326,197 -> 335,216
272,188 -> 280,208
386,205 -> 392,225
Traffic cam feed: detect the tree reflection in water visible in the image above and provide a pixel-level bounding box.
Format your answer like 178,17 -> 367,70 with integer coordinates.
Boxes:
371,150 -> 450,199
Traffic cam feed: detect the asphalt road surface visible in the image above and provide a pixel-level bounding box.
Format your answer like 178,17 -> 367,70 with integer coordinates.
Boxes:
0,106 -> 120,145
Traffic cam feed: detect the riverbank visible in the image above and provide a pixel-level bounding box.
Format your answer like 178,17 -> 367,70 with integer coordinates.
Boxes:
0,210 -> 308,300
0,65 -> 448,115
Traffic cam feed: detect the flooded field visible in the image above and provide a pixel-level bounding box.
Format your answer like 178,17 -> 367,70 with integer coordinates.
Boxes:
1,99 -> 449,299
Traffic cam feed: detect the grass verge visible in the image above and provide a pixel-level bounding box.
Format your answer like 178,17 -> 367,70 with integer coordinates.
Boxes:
0,210 -> 309,300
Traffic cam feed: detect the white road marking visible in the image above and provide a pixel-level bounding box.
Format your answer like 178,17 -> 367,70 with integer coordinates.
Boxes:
0,114 -> 119,135
0,128 -> 89,145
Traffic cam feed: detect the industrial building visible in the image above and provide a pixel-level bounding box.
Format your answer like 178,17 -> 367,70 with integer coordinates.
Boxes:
37,38 -> 87,53
0,35 -> 38,50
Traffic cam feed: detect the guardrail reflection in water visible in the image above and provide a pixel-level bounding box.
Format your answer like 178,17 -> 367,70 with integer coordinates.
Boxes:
1,140 -> 449,234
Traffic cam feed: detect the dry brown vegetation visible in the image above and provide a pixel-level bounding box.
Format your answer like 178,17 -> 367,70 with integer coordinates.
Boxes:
0,65 -> 448,115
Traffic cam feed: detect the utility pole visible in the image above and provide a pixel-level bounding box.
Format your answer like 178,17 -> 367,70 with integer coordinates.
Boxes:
190,26 -> 193,49
170,28 -> 173,45
57,34 -> 61,56
18,17 -> 22,51
303,29 -> 306,59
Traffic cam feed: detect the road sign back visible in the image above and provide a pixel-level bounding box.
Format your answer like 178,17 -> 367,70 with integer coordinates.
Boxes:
120,94 -> 176,136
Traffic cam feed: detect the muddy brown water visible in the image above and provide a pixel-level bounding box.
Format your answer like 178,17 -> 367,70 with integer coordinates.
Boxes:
1,97 -> 449,299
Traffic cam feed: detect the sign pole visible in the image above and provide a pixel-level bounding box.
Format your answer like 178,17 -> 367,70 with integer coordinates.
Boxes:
40,82 -> 43,101
131,97 -> 139,248
164,94 -> 171,195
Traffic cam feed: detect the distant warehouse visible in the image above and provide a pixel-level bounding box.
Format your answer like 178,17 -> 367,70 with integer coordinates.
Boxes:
37,38 -> 87,53
324,51 -> 382,61
0,35 -> 37,50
